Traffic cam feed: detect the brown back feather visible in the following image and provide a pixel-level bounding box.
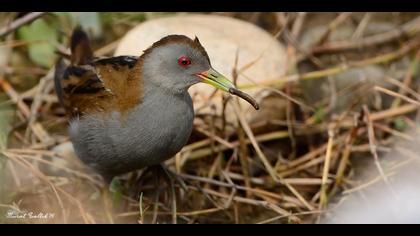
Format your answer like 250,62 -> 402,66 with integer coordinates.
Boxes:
55,28 -> 143,119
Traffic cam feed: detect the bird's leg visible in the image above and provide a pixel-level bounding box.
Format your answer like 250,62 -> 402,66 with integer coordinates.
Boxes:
149,164 -> 185,224
151,166 -> 161,224
102,174 -> 115,186
98,171 -> 114,224
101,186 -> 115,224
158,164 -> 177,224
132,167 -> 152,198
98,174 -> 117,223
159,164 -> 188,192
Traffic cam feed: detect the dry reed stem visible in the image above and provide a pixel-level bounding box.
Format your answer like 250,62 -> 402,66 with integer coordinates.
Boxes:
196,187 -> 300,223
2,152 -> 68,223
343,156 -> 416,194
332,123 -> 360,193
240,35 -> 420,90
370,104 -> 418,121
362,105 -> 398,200
319,128 -> 335,209
284,182 -> 315,211
0,12 -> 48,37
373,123 -> 413,141
311,15 -> 420,54
315,13 -> 353,46
232,101 -> 279,182
387,75 -> 420,102
374,86 -> 420,106
352,13 -> 372,39
0,76 -> 53,145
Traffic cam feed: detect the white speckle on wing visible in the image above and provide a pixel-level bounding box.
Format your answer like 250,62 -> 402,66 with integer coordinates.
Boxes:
68,116 -> 80,138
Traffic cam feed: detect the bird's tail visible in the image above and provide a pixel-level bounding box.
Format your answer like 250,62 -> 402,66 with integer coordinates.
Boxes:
54,27 -> 94,107
70,27 -> 94,65
53,58 -> 67,107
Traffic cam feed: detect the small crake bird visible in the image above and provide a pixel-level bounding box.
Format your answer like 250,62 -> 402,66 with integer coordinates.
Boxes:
55,28 -> 259,183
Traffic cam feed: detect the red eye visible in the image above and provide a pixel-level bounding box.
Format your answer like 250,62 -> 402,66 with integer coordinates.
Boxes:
178,56 -> 192,68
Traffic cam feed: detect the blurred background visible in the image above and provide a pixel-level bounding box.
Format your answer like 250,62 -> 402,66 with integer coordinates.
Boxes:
1,12 -> 420,224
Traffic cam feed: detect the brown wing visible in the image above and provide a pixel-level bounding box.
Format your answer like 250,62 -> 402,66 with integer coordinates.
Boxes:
55,56 -> 142,118
54,28 -> 143,118
93,56 -> 143,114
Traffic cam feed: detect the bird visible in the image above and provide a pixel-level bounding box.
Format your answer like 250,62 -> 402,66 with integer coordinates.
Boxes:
54,28 -> 259,183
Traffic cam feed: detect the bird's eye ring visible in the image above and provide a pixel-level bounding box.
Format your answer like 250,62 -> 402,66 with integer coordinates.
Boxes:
178,56 -> 192,68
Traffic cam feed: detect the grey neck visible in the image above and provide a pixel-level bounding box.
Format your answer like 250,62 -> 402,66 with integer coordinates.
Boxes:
143,76 -> 188,97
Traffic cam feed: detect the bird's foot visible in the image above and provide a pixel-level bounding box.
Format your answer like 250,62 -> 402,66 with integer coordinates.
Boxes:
158,164 -> 188,192
149,164 -> 186,224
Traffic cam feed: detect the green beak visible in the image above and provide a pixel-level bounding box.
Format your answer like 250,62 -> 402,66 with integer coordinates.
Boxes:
196,68 -> 235,92
196,68 -> 260,110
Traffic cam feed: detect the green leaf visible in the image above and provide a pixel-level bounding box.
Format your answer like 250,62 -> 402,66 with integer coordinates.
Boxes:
109,178 -> 123,207
411,55 -> 420,78
17,19 -> 58,68
394,117 -> 408,132
314,106 -> 326,124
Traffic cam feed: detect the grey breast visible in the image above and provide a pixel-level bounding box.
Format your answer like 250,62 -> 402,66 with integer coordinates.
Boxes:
68,88 -> 194,176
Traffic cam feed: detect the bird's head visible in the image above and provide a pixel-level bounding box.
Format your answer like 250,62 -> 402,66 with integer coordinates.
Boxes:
139,35 -> 259,110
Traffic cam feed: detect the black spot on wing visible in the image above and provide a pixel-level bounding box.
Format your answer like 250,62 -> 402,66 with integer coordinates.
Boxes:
93,56 -> 138,69
64,85 -> 104,94
63,76 -> 104,94
63,66 -> 89,79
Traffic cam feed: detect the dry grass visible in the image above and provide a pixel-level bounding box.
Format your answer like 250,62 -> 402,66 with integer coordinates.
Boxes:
1,12 -> 420,224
